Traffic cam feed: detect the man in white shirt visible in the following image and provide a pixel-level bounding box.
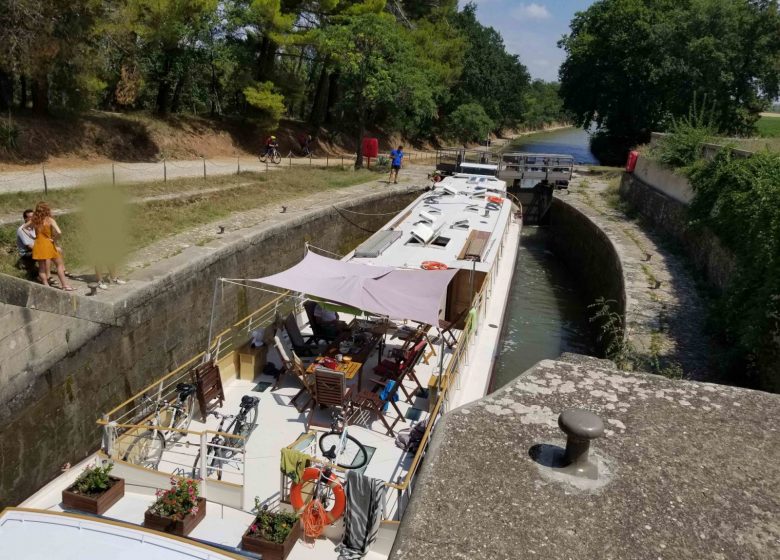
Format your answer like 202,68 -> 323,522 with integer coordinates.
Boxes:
313,303 -> 349,338
16,209 -> 37,278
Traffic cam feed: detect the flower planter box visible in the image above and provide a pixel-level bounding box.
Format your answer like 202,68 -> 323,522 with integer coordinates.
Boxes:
61,476 -> 125,515
241,519 -> 301,560
144,497 -> 207,537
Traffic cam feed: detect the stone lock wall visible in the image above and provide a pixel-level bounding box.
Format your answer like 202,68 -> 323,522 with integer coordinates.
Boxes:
548,197 -> 627,349
0,184 -> 423,507
619,167 -> 735,292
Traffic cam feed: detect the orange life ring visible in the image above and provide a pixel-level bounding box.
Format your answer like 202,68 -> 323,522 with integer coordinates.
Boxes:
421,261 -> 448,271
488,195 -> 504,204
289,467 -> 346,523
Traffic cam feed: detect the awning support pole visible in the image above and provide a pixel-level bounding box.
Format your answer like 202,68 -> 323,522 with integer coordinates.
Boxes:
205,277 -> 221,361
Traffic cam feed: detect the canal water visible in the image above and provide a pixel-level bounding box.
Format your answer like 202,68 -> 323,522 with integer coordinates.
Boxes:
509,127 -> 599,165
489,127 -> 598,391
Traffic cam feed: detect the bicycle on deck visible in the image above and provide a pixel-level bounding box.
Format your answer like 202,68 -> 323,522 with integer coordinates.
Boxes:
122,382 -> 197,469
289,405 -> 368,538
192,395 -> 260,481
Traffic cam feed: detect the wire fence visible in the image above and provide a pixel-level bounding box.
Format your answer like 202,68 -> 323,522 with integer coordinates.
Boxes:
0,150 -> 439,195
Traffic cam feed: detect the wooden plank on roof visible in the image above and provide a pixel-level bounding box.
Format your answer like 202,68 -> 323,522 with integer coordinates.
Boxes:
457,230 -> 491,261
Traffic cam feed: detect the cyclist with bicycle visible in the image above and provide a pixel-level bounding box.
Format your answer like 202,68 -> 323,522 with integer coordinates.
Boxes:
264,135 -> 279,157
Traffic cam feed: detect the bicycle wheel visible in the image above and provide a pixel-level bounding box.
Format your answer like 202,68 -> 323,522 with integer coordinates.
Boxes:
319,431 -> 368,470
236,401 -> 259,439
123,428 -> 165,469
171,392 -> 196,433
271,150 -> 282,164
192,443 -> 223,479
259,153 -> 268,163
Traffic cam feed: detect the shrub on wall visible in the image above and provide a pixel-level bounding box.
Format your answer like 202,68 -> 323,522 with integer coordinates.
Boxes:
687,149 -> 780,390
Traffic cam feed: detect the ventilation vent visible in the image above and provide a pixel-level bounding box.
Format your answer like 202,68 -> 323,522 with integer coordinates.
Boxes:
451,220 -> 470,230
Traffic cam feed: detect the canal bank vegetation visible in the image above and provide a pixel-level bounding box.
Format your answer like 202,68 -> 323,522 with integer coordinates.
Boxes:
0,2 -> 568,163
558,0 -> 780,165
0,166 -> 379,277
649,123 -> 780,391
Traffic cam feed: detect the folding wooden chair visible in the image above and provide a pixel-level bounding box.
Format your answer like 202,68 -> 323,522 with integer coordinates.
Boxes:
273,336 -> 313,412
307,367 -> 353,430
438,306 -> 470,348
353,381 -> 405,437
373,340 -> 426,402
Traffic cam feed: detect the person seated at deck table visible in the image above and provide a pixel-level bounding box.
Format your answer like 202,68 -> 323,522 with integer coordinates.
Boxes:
312,303 -> 349,338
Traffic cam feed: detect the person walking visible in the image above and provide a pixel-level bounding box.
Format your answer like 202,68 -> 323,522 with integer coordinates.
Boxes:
389,145 -> 404,184
30,202 -> 73,291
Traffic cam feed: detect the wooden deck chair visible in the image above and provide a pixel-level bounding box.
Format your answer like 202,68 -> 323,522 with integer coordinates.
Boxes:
373,340 -> 426,402
353,382 -> 405,437
284,313 -> 318,357
307,367 -> 353,430
438,306 -> 470,348
273,336 -> 313,412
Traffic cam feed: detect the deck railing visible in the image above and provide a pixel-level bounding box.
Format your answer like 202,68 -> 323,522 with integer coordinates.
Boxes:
384,199 -> 517,519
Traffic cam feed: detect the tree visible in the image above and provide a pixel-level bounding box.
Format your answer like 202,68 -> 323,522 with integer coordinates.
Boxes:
319,12 -> 431,167
449,3 -> 530,131
445,102 -> 494,144
559,0 -> 780,163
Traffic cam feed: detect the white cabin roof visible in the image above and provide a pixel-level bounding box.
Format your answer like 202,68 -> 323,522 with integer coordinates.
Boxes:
350,174 -> 511,273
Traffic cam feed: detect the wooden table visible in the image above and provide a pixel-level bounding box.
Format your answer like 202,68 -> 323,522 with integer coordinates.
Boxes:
306,359 -> 362,380
307,326 -> 381,391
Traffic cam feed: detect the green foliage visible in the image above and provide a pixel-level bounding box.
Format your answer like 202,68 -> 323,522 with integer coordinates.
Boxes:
445,103 -> 494,144
687,149 -> 780,388
0,121 -> 19,150
449,3 -> 530,131
73,462 -> 113,495
249,498 -> 298,544
522,80 -> 568,129
757,116 -> 780,138
243,81 -> 286,124
588,297 -> 635,370
150,477 -> 200,520
559,0 -> 780,164
651,97 -> 716,168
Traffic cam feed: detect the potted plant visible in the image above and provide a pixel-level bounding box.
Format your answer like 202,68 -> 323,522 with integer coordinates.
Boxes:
241,499 -> 301,560
144,477 -> 206,537
61,461 -> 125,515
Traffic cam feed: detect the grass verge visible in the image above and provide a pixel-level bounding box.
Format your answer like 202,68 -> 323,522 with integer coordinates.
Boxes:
1,167 -> 381,277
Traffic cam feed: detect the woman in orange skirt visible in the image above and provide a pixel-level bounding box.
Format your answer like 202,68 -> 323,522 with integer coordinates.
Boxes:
31,202 -> 73,290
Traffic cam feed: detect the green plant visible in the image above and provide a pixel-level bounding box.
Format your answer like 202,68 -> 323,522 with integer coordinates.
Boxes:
149,477 -> 200,520
73,462 -> 114,495
248,498 -> 298,544
0,120 -> 19,150
588,297 -> 635,369
651,96 -> 717,168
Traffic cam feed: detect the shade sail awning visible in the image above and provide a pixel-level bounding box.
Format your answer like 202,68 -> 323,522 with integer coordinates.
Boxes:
251,252 -> 457,326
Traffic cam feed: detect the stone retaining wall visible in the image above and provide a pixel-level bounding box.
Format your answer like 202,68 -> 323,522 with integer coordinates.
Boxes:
620,161 -> 735,292
548,197 -> 628,349
0,184 -> 423,507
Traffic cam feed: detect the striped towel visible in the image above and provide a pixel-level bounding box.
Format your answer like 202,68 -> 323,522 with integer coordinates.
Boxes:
335,470 -> 386,559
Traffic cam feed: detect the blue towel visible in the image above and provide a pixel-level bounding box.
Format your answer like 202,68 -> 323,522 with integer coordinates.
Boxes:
378,381 -> 399,412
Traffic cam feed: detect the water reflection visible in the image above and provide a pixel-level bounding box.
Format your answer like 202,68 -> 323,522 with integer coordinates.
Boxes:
509,127 -> 599,165
490,227 -> 596,391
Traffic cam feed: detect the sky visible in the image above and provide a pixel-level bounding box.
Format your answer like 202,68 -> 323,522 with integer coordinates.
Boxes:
460,1 -> 596,82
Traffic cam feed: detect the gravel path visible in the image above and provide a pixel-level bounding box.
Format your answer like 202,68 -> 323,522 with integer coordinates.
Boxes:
564,171 -> 713,380
0,153 -> 433,194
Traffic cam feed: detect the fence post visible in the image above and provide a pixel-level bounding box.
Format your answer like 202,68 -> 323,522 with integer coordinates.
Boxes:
326,155 -> 329,167
265,160 -> 269,173
341,155 -> 344,169
112,163 -> 116,186
237,156 -> 240,175
202,157 -> 207,179
309,152 -> 312,166
42,164 -> 48,195
289,154 -> 292,168
163,158 -> 167,182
